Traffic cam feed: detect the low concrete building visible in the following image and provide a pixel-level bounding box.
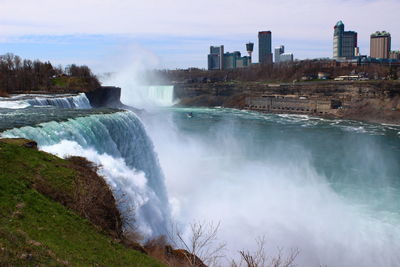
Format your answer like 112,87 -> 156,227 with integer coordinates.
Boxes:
245,96 -> 340,115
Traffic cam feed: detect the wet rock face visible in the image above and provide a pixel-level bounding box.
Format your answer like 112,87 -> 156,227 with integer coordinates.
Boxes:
22,140 -> 38,149
85,86 -> 123,108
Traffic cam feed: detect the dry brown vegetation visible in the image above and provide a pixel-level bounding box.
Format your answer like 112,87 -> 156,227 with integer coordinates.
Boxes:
66,156 -> 123,237
144,236 -> 207,267
26,152 -> 123,238
0,139 -> 165,266
232,236 -> 299,267
0,89 -> 8,97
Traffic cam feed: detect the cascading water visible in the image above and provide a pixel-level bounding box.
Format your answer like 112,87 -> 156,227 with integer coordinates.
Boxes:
140,107 -> 400,267
0,93 -> 91,109
27,93 -> 91,108
117,85 -> 175,108
146,85 -> 175,106
2,111 -> 170,237
2,84 -> 400,266
101,64 -> 176,108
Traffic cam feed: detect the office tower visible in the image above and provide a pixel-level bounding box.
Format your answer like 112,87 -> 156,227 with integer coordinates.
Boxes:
208,45 -> 224,70
279,53 -> 294,62
223,51 -> 241,69
333,21 -> 358,60
258,31 -> 273,64
370,31 -> 391,59
274,45 -> 284,63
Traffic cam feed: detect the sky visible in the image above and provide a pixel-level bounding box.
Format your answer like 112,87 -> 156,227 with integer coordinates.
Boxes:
0,0 -> 399,74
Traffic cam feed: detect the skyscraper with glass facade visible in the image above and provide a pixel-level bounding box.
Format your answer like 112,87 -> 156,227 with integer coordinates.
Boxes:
258,31 -> 273,64
208,46 -> 224,70
333,21 -> 358,60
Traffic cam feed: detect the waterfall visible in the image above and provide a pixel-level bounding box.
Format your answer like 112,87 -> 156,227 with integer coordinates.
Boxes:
2,111 -> 170,237
146,86 -> 175,106
26,93 -> 91,108
0,93 -> 91,109
116,85 -> 175,108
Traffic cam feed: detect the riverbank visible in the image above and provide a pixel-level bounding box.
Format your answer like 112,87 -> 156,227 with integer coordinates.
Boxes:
0,138 -> 164,266
0,137 -> 205,266
175,80 -> 400,125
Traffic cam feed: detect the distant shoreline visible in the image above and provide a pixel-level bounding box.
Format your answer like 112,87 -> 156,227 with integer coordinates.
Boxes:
174,80 -> 400,126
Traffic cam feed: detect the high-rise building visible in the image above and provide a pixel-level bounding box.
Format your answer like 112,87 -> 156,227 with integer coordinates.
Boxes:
274,45 -> 284,63
223,51 -> 241,69
389,50 -> 400,60
258,31 -> 273,64
208,44 -> 251,70
208,46 -> 224,70
274,45 -> 294,63
370,31 -> 391,59
279,53 -> 294,62
223,51 -> 250,69
333,21 -> 358,60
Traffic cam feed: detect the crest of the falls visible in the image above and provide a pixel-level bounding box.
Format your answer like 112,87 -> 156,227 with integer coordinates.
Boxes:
118,85 -> 175,108
146,85 -> 175,106
0,93 -> 91,109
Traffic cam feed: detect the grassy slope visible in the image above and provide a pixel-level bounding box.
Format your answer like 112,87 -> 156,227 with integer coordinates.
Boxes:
0,139 -> 164,266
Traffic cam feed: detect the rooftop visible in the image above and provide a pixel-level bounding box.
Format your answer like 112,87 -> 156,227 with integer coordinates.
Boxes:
371,31 -> 391,37
335,20 -> 344,26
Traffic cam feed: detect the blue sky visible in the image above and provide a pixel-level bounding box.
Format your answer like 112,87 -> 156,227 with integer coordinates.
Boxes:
0,0 -> 399,74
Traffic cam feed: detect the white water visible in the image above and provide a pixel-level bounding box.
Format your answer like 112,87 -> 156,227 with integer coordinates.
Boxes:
118,84 -> 175,108
0,99 -> 30,109
0,93 -> 91,109
140,108 -> 400,267
146,85 -> 175,106
2,79 -> 400,266
2,111 -> 170,237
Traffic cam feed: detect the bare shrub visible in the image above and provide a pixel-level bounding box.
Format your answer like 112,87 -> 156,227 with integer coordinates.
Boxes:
169,221 -> 226,266
232,236 -> 299,267
67,156 -> 123,238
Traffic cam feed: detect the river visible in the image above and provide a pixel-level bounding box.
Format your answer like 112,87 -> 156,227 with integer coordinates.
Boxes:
1,92 -> 400,266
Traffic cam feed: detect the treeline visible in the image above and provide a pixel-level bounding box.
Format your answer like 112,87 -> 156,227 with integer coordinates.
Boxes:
0,53 -> 100,96
160,59 -> 400,83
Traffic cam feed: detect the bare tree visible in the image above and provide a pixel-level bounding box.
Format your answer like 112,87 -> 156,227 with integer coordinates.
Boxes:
170,221 -> 226,266
232,236 -> 299,267
113,188 -> 143,242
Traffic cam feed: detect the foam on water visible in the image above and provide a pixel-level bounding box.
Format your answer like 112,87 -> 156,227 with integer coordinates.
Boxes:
0,100 -> 31,109
2,111 -> 170,237
0,93 -> 91,109
141,107 -> 400,267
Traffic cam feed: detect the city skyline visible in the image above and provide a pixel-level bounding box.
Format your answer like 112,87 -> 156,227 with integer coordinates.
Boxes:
0,0 -> 399,73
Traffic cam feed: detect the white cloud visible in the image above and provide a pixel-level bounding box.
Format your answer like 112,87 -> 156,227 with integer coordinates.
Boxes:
1,0 -> 399,43
1,0 -> 399,69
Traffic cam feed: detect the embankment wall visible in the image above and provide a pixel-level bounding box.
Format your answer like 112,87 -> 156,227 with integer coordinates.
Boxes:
175,81 -> 400,124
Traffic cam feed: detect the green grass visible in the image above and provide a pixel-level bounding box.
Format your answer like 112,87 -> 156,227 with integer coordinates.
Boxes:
0,139 -> 165,266
52,77 -> 69,87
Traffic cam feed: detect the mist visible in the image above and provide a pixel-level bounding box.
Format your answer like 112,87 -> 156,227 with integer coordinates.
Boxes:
139,108 -> 400,266
94,54 -> 400,266
100,46 -> 175,108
